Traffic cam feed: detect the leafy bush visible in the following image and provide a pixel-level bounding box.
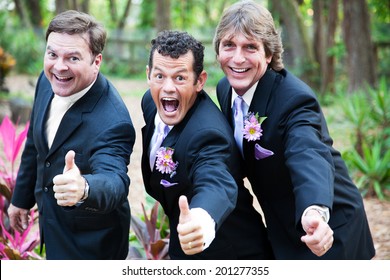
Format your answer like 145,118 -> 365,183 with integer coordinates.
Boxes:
128,199 -> 170,260
0,115 -> 42,259
341,78 -> 390,200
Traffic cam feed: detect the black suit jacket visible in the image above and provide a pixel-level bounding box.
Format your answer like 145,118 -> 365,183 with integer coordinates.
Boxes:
141,89 -> 274,259
217,69 -> 375,259
12,72 -> 135,259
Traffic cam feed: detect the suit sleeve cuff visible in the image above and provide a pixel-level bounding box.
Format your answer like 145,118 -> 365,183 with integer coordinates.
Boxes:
302,205 -> 330,223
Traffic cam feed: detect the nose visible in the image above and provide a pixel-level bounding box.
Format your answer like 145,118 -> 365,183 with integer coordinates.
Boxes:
162,78 -> 176,93
53,58 -> 68,71
232,48 -> 246,64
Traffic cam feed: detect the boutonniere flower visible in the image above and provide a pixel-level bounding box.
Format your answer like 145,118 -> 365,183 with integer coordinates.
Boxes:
155,147 -> 179,187
243,112 -> 274,160
243,112 -> 267,142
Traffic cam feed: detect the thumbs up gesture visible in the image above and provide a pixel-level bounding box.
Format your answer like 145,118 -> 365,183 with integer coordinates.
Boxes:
53,150 -> 86,206
177,195 -> 204,255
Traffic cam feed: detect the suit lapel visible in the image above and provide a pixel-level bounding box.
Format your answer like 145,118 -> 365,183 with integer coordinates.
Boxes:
243,69 -> 277,160
47,74 -> 105,157
36,87 -> 54,155
248,69 -> 277,117
218,77 -> 234,127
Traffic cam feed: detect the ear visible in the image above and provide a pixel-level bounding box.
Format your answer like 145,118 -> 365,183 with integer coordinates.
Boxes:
196,70 -> 208,92
266,55 -> 272,64
146,65 -> 151,86
94,53 -> 103,72
146,65 -> 150,80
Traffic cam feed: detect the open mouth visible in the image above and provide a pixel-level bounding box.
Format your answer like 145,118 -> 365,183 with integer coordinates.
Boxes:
162,97 -> 179,112
231,67 -> 249,73
54,74 -> 73,82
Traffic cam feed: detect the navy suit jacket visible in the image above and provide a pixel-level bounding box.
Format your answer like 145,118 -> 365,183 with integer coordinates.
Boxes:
141,89 -> 274,259
12,72 -> 135,259
217,69 -> 375,259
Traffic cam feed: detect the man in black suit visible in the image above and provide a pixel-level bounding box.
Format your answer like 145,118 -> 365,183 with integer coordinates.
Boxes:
214,0 -> 375,259
141,30 -> 274,259
8,10 -> 135,259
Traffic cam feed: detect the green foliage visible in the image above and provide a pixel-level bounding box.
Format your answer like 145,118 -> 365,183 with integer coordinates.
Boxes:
138,0 -> 155,29
343,140 -> 390,200
340,78 -> 390,200
0,11 -> 43,76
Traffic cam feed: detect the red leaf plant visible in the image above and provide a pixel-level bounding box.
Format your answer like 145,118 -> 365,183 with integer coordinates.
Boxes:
0,209 -> 41,260
129,201 -> 170,260
0,115 -> 41,259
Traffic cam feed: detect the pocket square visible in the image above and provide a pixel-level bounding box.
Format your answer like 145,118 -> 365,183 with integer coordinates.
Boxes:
254,143 -> 274,160
160,179 -> 178,188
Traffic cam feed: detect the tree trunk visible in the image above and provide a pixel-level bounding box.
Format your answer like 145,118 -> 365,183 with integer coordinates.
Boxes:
342,0 -> 377,93
323,0 -> 338,94
25,0 -> 43,30
156,0 -> 171,32
109,0 -> 118,23
14,0 -> 32,29
118,0 -> 132,31
313,0 -> 338,94
270,0 -> 317,88
313,0 -> 326,91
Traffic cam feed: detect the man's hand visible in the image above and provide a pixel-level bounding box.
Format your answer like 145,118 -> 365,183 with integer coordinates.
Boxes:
177,195 -> 204,255
8,204 -> 29,233
53,150 -> 85,206
301,210 -> 334,257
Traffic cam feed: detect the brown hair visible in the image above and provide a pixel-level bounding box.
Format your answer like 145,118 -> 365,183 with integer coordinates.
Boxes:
213,0 -> 284,71
46,10 -> 106,57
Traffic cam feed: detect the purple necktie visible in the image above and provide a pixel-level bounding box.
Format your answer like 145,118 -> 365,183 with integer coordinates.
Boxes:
234,96 -> 244,155
149,122 -> 169,170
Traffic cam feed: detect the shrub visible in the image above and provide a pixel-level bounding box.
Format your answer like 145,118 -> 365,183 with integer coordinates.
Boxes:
0,115 -> 41,260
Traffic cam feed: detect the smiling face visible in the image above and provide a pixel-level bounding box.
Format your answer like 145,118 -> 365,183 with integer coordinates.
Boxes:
217,32 -> 272,96
147,50 -> 207,126
44,32 -> 102,97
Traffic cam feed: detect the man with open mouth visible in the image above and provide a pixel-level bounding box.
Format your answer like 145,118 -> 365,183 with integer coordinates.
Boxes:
140,30 -> 274,260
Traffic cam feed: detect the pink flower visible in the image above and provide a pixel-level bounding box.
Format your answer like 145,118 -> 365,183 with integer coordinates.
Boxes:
155,147 -> 178,175
242,112 -> 266,142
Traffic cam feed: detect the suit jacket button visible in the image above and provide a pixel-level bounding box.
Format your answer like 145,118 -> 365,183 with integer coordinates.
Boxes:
44,187 -> 49,192
45,161 -> 51,167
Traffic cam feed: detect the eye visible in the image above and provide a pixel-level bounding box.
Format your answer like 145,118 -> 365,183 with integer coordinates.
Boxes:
70,57 -> 80,62
47,52 -> 57,58
156,73 -> 163,79
247,44 -> 258,50
176,76 -> 184,81
223,42 -> 233,48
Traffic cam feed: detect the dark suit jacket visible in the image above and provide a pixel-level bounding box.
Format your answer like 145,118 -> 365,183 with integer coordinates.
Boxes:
217,69 -> 375,259
141,89 -> 274,259
11,72 -> 135,259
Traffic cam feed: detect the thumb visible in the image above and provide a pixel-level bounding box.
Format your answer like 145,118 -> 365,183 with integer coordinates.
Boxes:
63,150 -> 76,173
178,195 -> 192,224
303,217 -> 321,235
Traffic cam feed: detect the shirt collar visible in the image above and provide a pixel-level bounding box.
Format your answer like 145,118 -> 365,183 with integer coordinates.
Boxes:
230,81 -> 258,109
154,113 -> 173,131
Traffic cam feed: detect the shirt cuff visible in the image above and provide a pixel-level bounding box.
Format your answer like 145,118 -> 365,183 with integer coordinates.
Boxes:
302,205 -> 330,223
190,208 -> 216,250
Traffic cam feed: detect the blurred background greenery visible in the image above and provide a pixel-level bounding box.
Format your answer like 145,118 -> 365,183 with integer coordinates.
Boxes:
0,0 -> 389,200
0,0 -> 389,260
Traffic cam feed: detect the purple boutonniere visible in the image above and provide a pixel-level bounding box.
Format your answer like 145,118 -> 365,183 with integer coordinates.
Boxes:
155,147 -> 179,187
155,147 -> 178,174
243,112 -> 274,160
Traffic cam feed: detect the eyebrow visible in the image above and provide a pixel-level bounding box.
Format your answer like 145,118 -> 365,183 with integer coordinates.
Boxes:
153,65 -> 189,75
46,45 -> 82,57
